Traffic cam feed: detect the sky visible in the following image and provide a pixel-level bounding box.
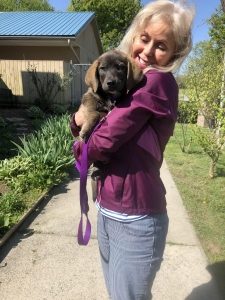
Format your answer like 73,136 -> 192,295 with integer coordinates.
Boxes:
49,0 -> 221,45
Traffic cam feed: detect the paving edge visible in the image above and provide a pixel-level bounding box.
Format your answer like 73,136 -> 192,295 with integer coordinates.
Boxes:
0,190 -> 49,248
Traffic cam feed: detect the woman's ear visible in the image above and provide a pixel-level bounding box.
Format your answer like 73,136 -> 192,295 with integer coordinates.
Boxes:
127,57 -> 143,91
85,60 -> 99,92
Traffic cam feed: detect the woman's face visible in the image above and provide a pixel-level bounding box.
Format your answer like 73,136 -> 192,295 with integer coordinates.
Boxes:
131,21 -> 176,70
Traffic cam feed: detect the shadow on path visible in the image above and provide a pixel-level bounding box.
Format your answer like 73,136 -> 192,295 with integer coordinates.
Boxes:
185,261 -> 225,300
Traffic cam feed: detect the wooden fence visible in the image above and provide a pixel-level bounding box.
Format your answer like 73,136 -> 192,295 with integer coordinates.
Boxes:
0,60 -> 90,107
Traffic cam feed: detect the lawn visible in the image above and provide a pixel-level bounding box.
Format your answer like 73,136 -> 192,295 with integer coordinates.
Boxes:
165,123 -> 225,296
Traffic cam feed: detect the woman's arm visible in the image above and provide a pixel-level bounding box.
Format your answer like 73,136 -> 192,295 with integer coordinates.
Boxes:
87,71 -> 178,163
71,71 -> 178,164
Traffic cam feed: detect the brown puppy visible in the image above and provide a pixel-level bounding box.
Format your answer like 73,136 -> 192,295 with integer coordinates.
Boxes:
77,49 -> 143,139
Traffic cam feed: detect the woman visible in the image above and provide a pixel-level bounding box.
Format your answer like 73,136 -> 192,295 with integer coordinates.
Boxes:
71,1 -> 195,299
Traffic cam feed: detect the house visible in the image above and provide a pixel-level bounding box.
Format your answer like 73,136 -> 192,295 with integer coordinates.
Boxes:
0,11 -> 103,107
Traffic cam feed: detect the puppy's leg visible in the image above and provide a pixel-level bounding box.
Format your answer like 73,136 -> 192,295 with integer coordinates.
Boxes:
79,111 -> 101,139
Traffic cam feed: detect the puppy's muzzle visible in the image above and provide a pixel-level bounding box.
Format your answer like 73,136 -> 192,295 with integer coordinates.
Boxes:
107,79 -> 116,88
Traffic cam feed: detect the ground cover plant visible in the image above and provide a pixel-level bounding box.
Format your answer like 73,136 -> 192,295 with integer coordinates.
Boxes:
0,116 -> 17,160
0,113 -> 74,237
165,123 -> 225,296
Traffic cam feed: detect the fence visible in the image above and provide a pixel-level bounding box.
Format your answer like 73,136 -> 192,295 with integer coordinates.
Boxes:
0,60 -> 90,107
66,63 -> 90,106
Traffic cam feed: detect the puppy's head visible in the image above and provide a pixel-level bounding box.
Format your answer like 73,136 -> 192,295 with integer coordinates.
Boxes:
85,50 -> 143,98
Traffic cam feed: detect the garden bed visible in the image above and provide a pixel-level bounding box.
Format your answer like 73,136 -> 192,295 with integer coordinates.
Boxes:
0,189 -> 47,247
0,112 -> 75,241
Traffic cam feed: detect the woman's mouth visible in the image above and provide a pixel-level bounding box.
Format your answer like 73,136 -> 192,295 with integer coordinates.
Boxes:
135,56 -> 150,69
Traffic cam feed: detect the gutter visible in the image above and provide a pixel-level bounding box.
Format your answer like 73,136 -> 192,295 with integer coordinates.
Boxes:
67,38 -> 80,63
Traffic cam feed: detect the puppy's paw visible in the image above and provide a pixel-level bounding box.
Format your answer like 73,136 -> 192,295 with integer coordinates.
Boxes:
79,130 -> 86,140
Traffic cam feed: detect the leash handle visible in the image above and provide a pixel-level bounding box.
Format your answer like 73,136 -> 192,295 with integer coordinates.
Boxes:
77,214 -> 91,245
73,141 -> 91,245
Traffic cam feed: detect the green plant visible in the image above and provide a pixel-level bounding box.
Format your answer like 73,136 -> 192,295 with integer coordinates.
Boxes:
68,0 -> 141,51
28,64 -> 73,111
13,114 -> 74,172
0,192 -> 27,235
0,117 -> 16,160
0,113 -> 76,237
175,94 -> 198,153
183,41 -> 225,176
26,105 -> 45,119
50,104 -> 68,115
0,116 -> 6,127
177,100 -> 198,124
192,126 -> 224,178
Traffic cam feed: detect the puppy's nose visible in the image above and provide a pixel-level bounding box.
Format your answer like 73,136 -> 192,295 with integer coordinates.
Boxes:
107,80 -> 116,87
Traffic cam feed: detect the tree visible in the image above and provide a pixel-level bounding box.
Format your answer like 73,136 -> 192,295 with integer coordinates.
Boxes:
0,0 -> 53,11
208,5 -> 225,51
183,41 -> 224,178
68,0 -> 141,51
208,3 -> 225,153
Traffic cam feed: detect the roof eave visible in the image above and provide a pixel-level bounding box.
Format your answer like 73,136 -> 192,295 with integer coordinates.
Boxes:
0,36 -> 78,47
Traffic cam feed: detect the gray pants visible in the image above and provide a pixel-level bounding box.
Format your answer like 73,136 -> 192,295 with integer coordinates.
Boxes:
97,212 -> 169,300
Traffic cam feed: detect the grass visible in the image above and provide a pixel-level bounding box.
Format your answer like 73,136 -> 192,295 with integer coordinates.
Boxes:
165,123 -> 225,296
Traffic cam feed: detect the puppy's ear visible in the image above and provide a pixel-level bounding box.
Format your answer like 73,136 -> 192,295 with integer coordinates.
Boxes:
85,60 -> 99,92
127,57 -> 143,91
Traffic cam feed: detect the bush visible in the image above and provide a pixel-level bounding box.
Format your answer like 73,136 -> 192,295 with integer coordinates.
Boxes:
26,105 -> 45,119
14,113 -> 74,172
50,104 -> 68,115
177,101 -> 198,124
0,156 -> 65,192
0,192 -> 27,235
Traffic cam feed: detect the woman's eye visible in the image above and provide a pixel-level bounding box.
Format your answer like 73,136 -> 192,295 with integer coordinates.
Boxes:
157,43 -> 166,51
140,35 -> 148,43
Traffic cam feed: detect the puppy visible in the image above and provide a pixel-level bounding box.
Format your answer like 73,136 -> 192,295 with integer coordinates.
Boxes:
77,49 -> 143,139
76,49 -> 143,202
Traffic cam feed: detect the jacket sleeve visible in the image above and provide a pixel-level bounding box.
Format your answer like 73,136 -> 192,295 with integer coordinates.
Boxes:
87,71 -> 177,163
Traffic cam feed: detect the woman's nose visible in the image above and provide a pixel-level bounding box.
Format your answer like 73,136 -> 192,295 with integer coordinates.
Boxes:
143,43 -> 154,57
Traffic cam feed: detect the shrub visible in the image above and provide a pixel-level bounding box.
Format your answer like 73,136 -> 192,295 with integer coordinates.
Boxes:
50,104 -> 68,115
26,105 -> 45,119
14,113 -> 74,172
0,192 -> 27,235
0,156 -> 65,192
177,101 -> 198,124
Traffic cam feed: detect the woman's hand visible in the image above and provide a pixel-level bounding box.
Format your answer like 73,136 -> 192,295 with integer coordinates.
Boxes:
74,110 -> 85,127
74,109 -> 107,128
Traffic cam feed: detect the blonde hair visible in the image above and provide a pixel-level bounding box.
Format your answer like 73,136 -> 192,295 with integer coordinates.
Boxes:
117,0 -> 195,73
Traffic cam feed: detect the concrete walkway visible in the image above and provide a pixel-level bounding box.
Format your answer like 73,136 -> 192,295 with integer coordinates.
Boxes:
0,161 -> 222,300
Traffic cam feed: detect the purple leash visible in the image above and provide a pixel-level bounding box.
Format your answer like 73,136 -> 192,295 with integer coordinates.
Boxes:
73,141 -> 91,246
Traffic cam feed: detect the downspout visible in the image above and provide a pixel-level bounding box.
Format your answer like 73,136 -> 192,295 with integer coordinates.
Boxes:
68,38 -> 80,63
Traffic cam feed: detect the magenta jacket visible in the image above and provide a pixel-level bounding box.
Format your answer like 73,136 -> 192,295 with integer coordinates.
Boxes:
71,69 -> 178,215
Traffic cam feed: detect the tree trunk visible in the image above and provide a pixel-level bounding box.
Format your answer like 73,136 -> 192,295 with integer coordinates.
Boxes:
209,159 -> 217,178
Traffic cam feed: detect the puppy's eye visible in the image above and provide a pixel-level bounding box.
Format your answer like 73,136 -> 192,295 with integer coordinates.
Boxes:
99,66 -> 106,71
116,64 -> 126,71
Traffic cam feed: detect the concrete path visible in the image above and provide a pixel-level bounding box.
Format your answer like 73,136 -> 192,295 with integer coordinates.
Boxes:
0,161 -> 222,300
